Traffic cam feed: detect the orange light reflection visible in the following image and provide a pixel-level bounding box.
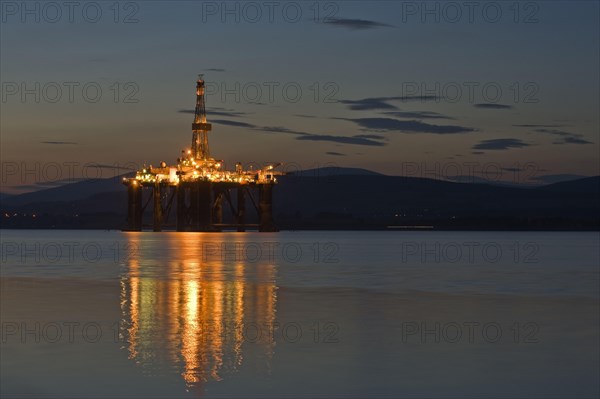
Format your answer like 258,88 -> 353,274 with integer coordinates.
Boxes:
120,233 -> 277,391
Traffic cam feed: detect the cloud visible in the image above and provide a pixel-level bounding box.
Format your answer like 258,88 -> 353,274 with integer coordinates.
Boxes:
323,18 -> 393,30
259,126 -> 385,146
534,129 -> 593,145
212,119 -> 257,128
326,151 -> 346,156
340,117 -> 475,134
183,115 -> 390,148
296,135 -> 385,146
339,97 -> 397,111
294,114 -> 317,118
40,141 -> 78,145
259,126 -> 309,136
339,95 -> 438,111
513,124 -> 564,128
474,103 -> 513,109
383,111 -> 454,120
472,138 -> 530,150
205,68 -> 226,72
208,110 -> 248,117
560,136 -> 593,144
353,134 -> 386,140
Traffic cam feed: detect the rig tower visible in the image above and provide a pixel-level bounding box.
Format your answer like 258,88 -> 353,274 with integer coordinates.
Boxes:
122,75 -> 282,232
191,75 -> 212,160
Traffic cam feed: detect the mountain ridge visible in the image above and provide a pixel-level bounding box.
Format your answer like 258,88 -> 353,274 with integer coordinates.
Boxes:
1,168 -> 598,230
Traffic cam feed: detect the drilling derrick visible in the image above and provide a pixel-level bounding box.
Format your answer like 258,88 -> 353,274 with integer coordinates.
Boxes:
122,74 -> 283,232
191,75 -> 212,160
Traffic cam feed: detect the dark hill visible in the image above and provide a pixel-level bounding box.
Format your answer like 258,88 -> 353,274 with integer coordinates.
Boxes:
1,169 -> 598,230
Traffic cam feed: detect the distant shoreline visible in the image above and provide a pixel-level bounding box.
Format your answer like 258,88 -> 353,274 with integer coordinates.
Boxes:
1,227 -> 598,232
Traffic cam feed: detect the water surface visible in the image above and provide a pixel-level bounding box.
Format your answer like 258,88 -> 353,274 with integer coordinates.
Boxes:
1,230 -> 598,398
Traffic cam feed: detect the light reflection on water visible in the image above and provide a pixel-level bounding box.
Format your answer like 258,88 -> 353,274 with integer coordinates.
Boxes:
119,232 -> 277,391
1,230 -> 598,398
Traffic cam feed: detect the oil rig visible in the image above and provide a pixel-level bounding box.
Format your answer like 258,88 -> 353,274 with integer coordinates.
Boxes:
122,75 -> 282,232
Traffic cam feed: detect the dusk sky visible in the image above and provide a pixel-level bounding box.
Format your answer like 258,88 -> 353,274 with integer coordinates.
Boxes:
1,0 -> 599,193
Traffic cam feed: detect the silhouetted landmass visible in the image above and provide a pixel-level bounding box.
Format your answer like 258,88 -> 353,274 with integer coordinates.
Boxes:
288,167 -> 384,177
274,174 -> 599,230
2,174 -> 131,205
1,169 -> 598,230
538,176 -> 600,194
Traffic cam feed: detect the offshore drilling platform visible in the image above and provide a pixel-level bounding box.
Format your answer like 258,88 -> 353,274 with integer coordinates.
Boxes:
122,75 -> 282,232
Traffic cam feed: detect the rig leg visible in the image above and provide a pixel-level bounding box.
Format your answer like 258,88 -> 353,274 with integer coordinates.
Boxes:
258,184 -> 277,232
197,181 -> 212,231
153,183 -> 163,232
126,183 -> 143,231
190,184 -> 200,230
237,187 -> 246,232
213,190 -> 223,229
176,184 -> 186,232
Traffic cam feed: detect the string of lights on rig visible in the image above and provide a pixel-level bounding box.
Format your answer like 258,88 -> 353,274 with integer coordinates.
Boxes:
132,157 -> 280,186
122,75 -> 283,232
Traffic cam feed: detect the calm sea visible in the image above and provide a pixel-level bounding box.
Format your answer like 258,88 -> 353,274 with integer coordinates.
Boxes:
1,230 -> 598,398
